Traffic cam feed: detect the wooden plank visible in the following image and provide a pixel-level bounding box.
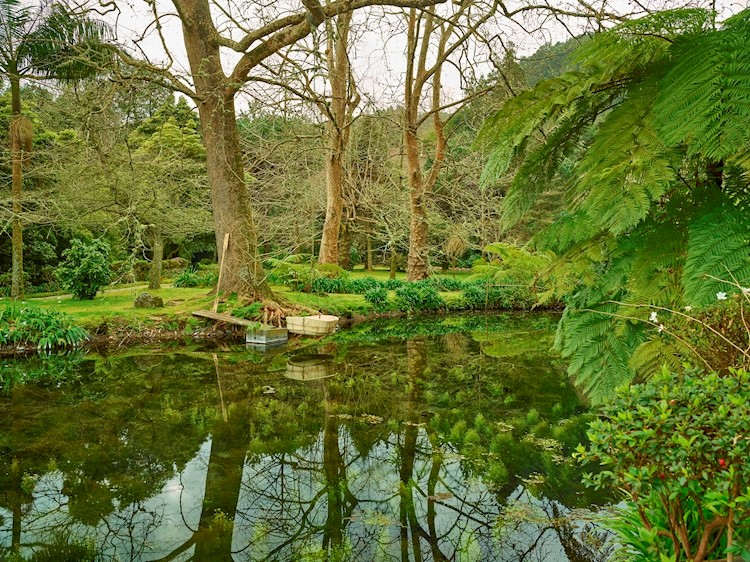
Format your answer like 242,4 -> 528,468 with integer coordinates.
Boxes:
212,232 -> 231,313
193,309 -> 258,327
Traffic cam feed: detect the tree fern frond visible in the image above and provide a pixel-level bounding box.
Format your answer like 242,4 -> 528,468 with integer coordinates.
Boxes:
556,304 -> 646,404
501,99 -> 611,230
626,221 -> 687,306
683,205 -> 750,306
655,22 -> 750,162
577,81 -> 676,235
573,9 -> 711,74
629,338 -> 686,381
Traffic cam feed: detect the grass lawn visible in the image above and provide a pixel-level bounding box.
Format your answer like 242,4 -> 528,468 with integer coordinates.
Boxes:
7,285 -> 215,328
2,268 -> 472,328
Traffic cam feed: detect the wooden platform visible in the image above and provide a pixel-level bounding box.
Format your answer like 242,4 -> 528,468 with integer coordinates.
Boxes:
192,310 -> 258,327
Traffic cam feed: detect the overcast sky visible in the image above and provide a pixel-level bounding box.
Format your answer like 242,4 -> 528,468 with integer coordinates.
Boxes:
100,0 -> 744,114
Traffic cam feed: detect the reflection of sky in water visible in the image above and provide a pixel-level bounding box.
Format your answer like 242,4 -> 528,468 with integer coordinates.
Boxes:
1,428 -> 597,562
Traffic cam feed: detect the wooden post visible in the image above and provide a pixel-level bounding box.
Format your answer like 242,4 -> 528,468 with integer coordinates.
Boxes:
212,233 -> 230,313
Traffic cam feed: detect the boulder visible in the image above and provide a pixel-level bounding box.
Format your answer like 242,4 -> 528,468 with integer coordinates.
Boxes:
134,292 -> 164,308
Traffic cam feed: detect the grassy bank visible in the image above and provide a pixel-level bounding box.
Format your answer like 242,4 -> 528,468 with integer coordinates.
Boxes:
1,267 -> 538,350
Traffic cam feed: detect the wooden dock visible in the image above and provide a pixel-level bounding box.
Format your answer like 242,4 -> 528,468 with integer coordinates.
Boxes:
192,310 -> 258,327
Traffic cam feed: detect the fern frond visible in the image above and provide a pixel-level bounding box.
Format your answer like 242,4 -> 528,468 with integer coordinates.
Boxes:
629,338 -> 687,381
683,204 -> 750,306
556,304 -> 646,404
576,81 -> 677,235
655,19 -> 750,162
626,221 -> 688,307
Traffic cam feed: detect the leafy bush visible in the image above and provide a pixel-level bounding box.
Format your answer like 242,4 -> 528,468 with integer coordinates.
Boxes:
364,286 -> 390,311
394,282 -> 445,313
383,278 -> 405,290
0,305 -> 88,350
346,276 -> 380,294
173,268 -> 218,288
310,276 -> 348,294
56,239 -> 111,300
427,276 -> 466,291
576,367 -> 750,562
461,280 -> 538,310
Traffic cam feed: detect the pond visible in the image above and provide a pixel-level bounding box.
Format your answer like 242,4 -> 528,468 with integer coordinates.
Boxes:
0,313 -> 613,562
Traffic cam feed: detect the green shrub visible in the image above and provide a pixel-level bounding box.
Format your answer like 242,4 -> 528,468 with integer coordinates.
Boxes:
0,305 -> 88,351
56,239 -> 111,300
311,277 -> 348,294
394,282 -> 445,313
576,367 -> 750,562
427,276 -> 466,291
173,268 -> 218,288
461,280 -> 537,310
364,286 -> 390,311
383,278 -> 405,290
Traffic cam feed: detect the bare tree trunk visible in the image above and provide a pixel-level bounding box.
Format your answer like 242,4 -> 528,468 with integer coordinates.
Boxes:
390,248 -> 398,279
366,236 -> 374,271
148,226 -> 163,290
338,221 -> 351,270
404,122 -> 430,280
10,76 -> 25,300
403,8 -> 447,282
176,0 -> 270,299
319,13 -> 358,264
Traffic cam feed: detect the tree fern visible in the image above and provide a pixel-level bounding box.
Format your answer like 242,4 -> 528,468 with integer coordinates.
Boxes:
655,11 -> 750,163
480,8 -> 750,402
683,204 -> 750,306
556,304 -> 646,404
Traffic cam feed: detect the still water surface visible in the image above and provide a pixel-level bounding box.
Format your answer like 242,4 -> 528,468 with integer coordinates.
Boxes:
0,314 -> 612,562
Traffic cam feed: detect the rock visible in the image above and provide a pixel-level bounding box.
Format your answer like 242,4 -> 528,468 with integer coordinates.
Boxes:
134,292 -> 164,308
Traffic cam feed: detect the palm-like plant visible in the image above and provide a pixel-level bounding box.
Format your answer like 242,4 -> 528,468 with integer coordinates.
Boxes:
1,0 -> 110,299
478,8 -> 750,403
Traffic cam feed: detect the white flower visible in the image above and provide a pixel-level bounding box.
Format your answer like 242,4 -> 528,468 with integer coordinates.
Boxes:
717,292 -> 728,301
658,324 -> 665,333
684,305 -> 693,312
649,311 -> 659,323
742,287 -> 750,296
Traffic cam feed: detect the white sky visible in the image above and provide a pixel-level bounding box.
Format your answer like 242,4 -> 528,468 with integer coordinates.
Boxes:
96,0 -> 745,114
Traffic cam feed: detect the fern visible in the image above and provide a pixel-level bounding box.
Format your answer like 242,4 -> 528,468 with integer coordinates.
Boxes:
556,304 -> 646,404
480,8 -> 750,403
683,205 -> 750,306
655,12 -> 750,163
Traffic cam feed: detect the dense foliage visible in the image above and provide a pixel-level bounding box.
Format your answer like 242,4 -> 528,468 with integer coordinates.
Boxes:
55,238 -> 111,299
577,368 -> 750,561
479,9 -> 750,402
0,304 -> 87,350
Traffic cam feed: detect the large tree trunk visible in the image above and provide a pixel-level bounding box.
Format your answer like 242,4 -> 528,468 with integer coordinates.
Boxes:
318,14 -> 357,265
148,226 -> 163,290
10,76 -> 25,300
403,8 -> 449,282
404,124 -> 430,281
175,0 -> 270,299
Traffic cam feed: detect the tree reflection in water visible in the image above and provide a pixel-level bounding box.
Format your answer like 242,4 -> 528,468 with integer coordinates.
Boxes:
0,314 -> 613,561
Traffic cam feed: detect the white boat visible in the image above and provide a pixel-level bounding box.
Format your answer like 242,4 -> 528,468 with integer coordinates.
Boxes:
285,314 -> 339,336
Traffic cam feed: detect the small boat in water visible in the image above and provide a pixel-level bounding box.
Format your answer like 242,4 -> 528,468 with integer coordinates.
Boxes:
285,314 -> 339,336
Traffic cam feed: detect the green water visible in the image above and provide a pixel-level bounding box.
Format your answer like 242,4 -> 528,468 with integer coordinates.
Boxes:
0,313 -> 612,562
